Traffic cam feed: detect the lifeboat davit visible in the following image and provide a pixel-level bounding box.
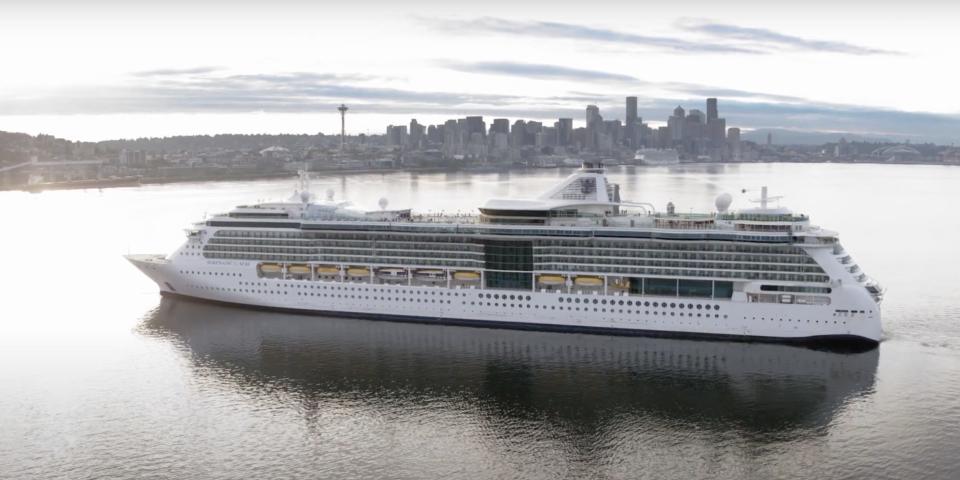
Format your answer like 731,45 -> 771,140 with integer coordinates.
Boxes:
416,269 -> 444,276
377,267 -> 407,278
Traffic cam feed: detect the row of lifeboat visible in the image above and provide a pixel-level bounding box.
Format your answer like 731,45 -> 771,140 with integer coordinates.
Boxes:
257,263 -> 482,282
536,274 -> 610,288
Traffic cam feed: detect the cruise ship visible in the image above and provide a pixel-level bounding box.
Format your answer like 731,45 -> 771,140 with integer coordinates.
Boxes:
127,163 -> 884,344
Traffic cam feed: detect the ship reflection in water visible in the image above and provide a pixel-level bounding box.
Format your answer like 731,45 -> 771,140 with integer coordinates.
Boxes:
142,297 -> 878,441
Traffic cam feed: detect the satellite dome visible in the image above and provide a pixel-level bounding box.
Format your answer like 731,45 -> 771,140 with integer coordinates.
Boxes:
300,191 -> 310,203
325,188 -> 335,202
715,192 -> 733,213
379,197 -> 389,210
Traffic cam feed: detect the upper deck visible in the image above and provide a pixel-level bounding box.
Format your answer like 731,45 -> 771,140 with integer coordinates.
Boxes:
203,164 -> 837,246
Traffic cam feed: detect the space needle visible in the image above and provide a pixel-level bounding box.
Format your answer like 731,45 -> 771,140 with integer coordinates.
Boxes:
337,104 -> 348,151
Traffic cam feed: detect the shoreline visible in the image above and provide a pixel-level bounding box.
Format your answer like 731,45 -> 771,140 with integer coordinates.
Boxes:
2,159 -> 956,193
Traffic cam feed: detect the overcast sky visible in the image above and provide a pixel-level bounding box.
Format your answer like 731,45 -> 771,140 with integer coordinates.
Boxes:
1,0 -> 958,142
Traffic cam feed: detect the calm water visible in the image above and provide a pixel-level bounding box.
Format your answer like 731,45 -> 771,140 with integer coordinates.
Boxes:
1,163 -> 959,479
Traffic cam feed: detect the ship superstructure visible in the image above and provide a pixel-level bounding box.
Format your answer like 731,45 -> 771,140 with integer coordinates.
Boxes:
128,163 -> 883,343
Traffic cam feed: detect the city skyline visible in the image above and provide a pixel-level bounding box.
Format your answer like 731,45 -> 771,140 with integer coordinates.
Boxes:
1,0 -> 959,142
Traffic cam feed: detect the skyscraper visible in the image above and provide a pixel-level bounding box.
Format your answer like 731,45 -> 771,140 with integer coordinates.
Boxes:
556,118 -> 573,146
490,118 -> 510,135
727,127 -> 742,161
465,116 -> 486,139
668,106 -> 685,143
625,96 -> 638,148
585,105 -> 602,151
585,105 -> 601,127
408,119 -> 424,149
706,98 -> 718,122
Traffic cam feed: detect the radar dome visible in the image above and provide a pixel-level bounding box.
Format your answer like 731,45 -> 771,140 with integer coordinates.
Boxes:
325,188 -> 335,202
379,197 -> 389,210
299,191 -> 310,203
715,192 -> 733,213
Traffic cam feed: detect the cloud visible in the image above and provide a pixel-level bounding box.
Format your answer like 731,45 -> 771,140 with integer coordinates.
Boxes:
0,69 -> 528,115
422,16 -> 902,57
419,17 -> 765,54
679,19 -> 902,56
444,61 -> 638,82
133,66 -> 223,77
444,61 -> 809,103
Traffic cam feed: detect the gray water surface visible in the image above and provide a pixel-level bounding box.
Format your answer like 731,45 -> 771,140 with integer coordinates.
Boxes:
1,163 -> 958,479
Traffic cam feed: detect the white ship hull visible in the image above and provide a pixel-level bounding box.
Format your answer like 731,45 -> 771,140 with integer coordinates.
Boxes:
128,254 -> 882,343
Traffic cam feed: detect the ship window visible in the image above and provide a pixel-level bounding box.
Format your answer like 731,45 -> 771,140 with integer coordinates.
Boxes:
678,279 -> 712,298
713,281 -> 734,299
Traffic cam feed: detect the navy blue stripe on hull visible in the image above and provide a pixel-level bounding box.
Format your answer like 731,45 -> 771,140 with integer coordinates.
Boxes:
158,291 -> 878,348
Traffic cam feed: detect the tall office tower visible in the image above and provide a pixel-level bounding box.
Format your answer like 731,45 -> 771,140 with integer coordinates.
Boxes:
687,109 -> 706,124
525,121 -> 544,149
767,132 -> 773,146
625,96 -> 638,148
386,125 -> 407,147
668,106 -> 685,142
490,118 -> 510,135
585,105 -> 602,151
708,118 -> 726,149
604,120 -> 623,146
442,119 -> 460,158
510,120 -> 527,147
556,118 -> 573,146
465,116 -> 486,139
537,127 -> 559,148
426,124 -> 441,144
408,119 -> 425,149
727,127 -> 741,143
586,105 -> 601,126
727,127 -> 742,161
706,98 -> 718,122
